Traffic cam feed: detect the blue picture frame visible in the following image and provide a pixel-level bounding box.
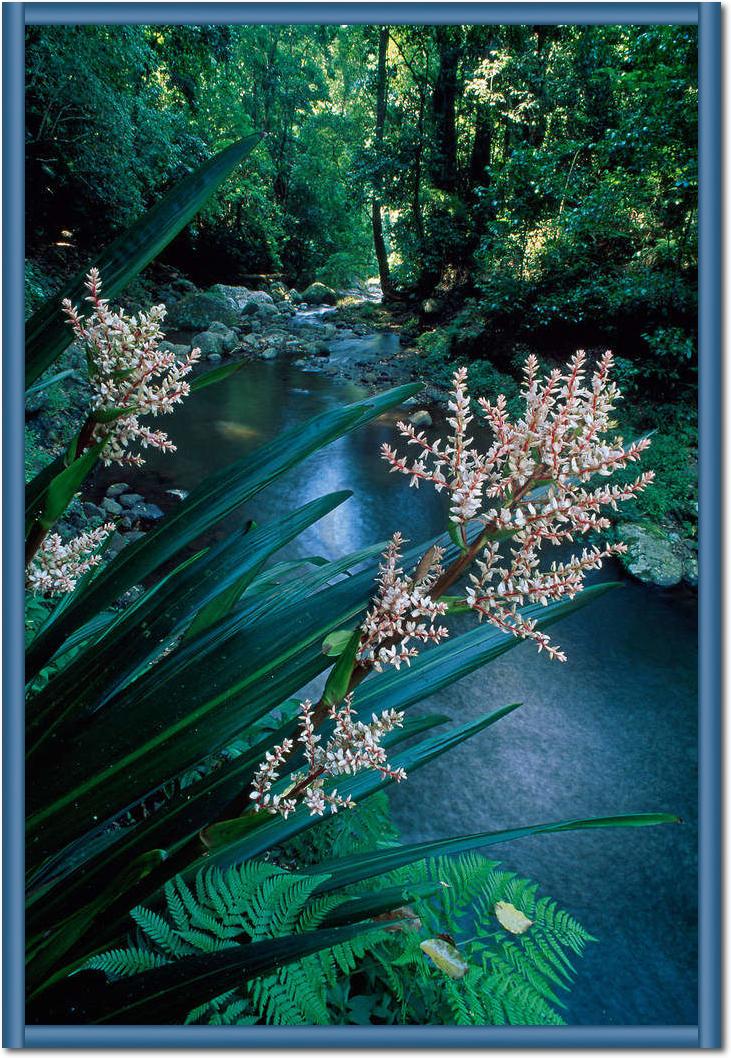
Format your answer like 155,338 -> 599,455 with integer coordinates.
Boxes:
3,2 -> 720,1047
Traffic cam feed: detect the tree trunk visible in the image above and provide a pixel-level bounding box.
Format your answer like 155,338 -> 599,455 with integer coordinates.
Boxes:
432,26 -> 460,192
468,109 -> 492,189
371,26 -> 392,295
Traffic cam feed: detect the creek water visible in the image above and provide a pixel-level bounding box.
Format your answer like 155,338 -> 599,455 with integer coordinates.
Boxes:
125,312 -> 698,1027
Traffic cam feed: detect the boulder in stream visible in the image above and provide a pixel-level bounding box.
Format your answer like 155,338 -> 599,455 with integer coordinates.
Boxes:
159,341 -> 193,357
207,321 -> 238,352
408,409 -> 433,428
101,497 -> 123,516
192,331 -> 226,357
302,282 -> 337,305
616,522 -> 684,588
165,291 -> 239,330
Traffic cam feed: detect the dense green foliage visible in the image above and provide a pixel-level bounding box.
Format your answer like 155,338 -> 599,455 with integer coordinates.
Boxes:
26,24 -> 696,339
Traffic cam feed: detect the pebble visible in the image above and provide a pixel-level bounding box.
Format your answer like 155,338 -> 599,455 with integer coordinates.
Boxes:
166,489 -> 189,501
101,497 -> 123,516
105,483 -> 130,497
127,502 -> 164,522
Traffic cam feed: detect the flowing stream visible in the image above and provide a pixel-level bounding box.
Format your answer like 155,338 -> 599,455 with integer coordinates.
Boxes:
117,308 -> 698,1026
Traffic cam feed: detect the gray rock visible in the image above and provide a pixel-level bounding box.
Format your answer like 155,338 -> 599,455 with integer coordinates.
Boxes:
408,410 -> 433,428
240,335 -> 262,352
82,502 -> 104,520
107,531 -> 128,555
119,493 -> 145,509
166,489 -> 189,501
165,291 -> 239,330
261,348 -> 279,361
208,284 -> 252,310
192,331 -> 226,357
207,321 -> 238,351
617,523 -> 684,588
402,397 -> 421,408
159,341 -> 193,357
265,332 -> 289,348
254,302 -> 279,321
302,282 -> 337,305
207,352 -> 223,363
249,290 -> 275,305
102,497 -> 123,516
108,529 -> 146,555
127,502 -> 164,522
106,483 -> 130,498
289,289 -> 303,304
319,323 -> 337,340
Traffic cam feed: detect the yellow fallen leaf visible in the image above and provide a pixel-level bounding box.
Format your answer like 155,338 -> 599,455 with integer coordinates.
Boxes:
419,938 -> 469,979
494,900 -> 533,934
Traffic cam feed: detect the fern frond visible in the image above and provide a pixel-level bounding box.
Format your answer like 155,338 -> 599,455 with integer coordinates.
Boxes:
82,947 -> 170,978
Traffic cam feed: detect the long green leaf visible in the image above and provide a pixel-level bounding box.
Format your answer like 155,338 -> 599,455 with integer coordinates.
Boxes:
308,814 -> 682,895
25,134 -> 264,387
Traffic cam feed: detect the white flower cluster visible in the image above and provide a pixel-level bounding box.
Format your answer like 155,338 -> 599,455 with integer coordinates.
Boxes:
357,533 -> 449,672
62,269 -> 201,466
26,523 -> 114,595
382,353 -> 653,660
250,698 -> 406,819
